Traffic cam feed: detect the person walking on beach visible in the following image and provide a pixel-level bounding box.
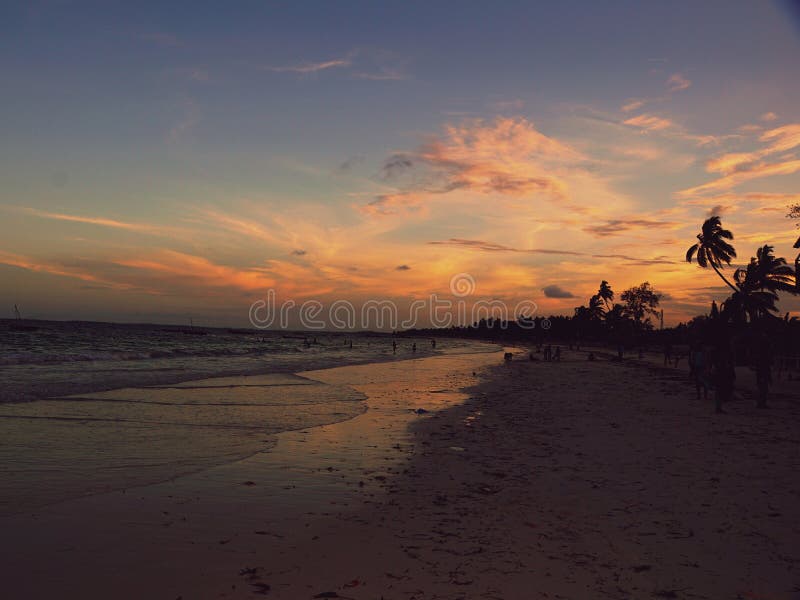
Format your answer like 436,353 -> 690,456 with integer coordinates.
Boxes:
663,342 -> 672,366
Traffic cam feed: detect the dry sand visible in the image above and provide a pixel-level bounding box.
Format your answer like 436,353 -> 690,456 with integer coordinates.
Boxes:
2,347 -> 799,599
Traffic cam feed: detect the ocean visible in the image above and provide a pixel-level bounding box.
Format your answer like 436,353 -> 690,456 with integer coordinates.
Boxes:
0,319 -> 495,515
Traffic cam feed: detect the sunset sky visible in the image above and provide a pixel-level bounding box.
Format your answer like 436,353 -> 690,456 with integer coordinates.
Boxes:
2,1 -> 800,327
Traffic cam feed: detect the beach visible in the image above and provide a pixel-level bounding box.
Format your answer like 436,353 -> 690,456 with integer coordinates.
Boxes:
2,346 -> 799,599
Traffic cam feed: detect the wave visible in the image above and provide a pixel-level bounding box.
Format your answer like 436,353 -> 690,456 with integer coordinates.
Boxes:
0,345 -> 289,366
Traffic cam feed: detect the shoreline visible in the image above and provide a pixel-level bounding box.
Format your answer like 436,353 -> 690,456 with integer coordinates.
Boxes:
0,342 -> 502,516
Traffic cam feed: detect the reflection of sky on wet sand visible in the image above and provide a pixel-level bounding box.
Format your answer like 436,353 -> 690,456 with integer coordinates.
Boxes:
0,342 -> 504,519
0,373 -> 366,516
162,344 -> 511,513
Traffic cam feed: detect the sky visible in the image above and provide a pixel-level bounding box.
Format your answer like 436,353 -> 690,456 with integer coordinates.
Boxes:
1,0 -> 800,327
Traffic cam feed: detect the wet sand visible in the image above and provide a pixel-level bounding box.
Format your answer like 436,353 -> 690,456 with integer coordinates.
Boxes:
2,347 -> 799,599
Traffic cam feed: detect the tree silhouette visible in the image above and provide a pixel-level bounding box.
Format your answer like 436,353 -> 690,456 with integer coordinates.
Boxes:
735,245 -> 796,295
686,216 -> 738,292
620,282 -> 662,329
588,294 -> 605,320
597,280 -> 614,309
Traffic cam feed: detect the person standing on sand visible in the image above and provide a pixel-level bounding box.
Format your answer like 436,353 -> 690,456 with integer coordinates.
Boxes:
689,342 -> 709,400
754,333 -> 772,409
712,341 -> 735,414
663,342 -> 672,366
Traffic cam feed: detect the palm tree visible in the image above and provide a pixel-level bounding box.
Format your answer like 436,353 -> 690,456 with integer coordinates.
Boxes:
587,294 -> 605,320
735,245 -> 796,296
686,216 -> 738,292
597,280 -> 614,309
722,287 -> 778,323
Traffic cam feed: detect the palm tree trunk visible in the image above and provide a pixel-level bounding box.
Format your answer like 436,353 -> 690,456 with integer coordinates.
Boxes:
711,262 -> 739,293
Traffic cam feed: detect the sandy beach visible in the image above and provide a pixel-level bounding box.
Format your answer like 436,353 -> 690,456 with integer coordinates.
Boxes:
2,346 -> 799,599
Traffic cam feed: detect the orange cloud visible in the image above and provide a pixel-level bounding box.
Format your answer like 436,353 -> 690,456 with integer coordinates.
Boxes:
760,123 -> 800,153
621,99 -> 645,113
667,73 -> 691,92
116,251 -> 277,293
365,117 -> 594,217
623,114 -> 674,131
702,123 -> 800,176
0,251 -> 142,291
679,158 -> 800,197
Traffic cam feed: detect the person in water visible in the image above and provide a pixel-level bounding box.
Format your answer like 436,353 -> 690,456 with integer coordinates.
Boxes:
392,340 -> 397,354
431,339 -> 436,349
412,343 -> 417,353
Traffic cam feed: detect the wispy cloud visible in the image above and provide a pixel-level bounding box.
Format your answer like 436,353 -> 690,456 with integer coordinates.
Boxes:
678,158 -> 800,197
14,207 -> 173,236
428,238 -> 677,265
428,238 -> 584,256
263,57 -> 352,74
116,250 -> 277,293
623,114 -> 674,131
583,218 -> 678,237
679,123 -> 800,196
621,99 -> 646,113
351,67 -> 406,81
0,251 -> 145,291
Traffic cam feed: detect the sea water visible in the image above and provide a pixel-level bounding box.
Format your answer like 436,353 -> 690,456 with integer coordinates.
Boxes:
0,320 -> 489,514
